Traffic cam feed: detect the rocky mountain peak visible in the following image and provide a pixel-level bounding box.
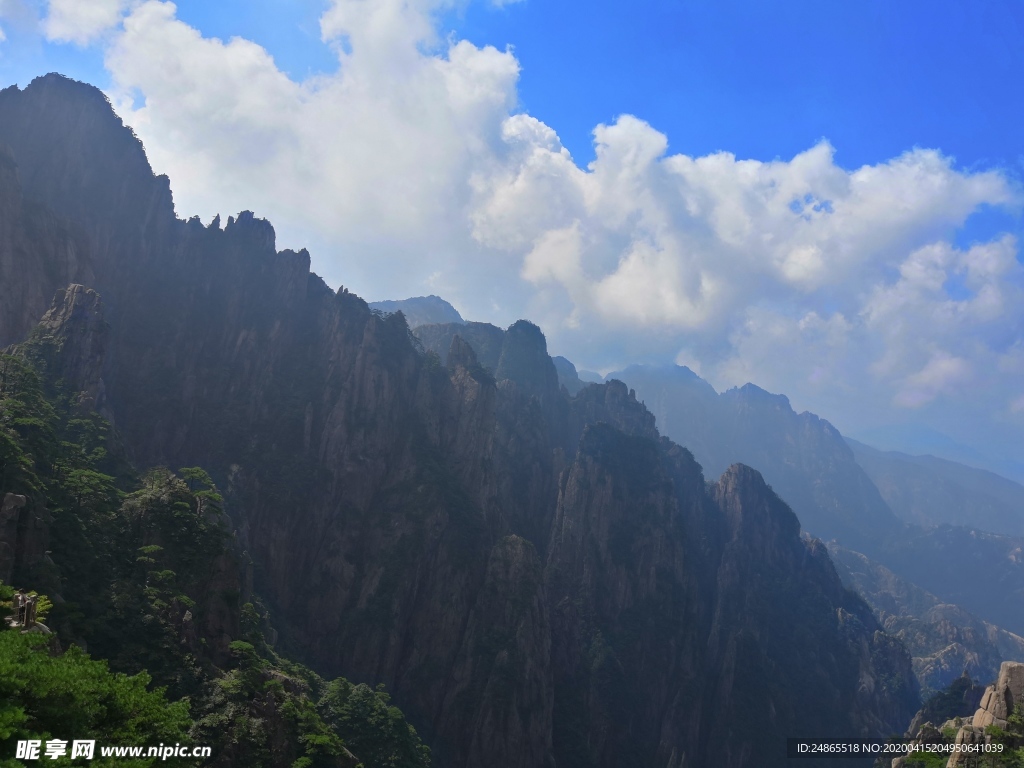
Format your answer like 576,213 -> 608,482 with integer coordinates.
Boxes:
0,74 -> 174,231
446,334 -> 483,375
726,382 -> 793,411
567,379 -> 659,446
495,320 -> 559,403
712,463 -> 801,553
224,210 -> 276,254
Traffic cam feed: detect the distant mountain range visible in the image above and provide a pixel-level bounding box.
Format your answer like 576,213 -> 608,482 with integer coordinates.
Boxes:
848,439 -> 1024,537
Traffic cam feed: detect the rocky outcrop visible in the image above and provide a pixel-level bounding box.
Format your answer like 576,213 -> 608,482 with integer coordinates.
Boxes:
944,662 -> 1024,767
0,73 -> 921,767
971,662 -> 1024,730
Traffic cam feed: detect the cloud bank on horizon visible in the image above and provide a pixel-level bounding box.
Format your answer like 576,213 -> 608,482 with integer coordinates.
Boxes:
6,0 -> 1024,470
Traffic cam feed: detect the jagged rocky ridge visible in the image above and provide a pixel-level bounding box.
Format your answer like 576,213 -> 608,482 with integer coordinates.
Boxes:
0,74 -> 920,767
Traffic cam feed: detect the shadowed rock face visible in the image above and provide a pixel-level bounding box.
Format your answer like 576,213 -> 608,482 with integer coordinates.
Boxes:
0,144 -> 95,348
0,73 -> 919,767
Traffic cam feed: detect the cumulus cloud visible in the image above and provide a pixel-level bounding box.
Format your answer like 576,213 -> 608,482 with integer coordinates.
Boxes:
104,0 -> 522,298
43,0 -> 130,44
46,0 -> 1024,465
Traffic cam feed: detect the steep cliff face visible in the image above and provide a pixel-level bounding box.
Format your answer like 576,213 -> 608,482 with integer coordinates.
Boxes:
703,467 -> 918,761
0,144 -> 95,348
0,74 -> 919,767
545,426 -> 711,768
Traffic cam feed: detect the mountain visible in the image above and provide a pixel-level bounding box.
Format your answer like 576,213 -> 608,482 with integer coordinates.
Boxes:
828,544 -> 1024,697
850,423 -> 1024,487
599,363 -> 1024,638
368,295 -> 465,328
602,363 -> 900,551
0,73 -> 921,767
847,439 -> 1024,537
414,320 -> 505,370
551,355 -> 586,395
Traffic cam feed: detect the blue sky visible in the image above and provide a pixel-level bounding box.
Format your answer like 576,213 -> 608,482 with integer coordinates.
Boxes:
6,1 -> 1021,247
1,0 -> 1023,477
8,2 -> 1024,167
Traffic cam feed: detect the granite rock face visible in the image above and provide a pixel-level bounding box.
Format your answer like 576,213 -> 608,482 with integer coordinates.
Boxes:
0,74 -> 920,767
941,662 -> 1024,767
972,662 -> 1024,730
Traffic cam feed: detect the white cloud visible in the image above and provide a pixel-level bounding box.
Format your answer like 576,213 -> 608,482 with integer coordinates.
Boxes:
38,0 -> 1024,465
44,0 -> 130,45
104,0 -> 521,296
